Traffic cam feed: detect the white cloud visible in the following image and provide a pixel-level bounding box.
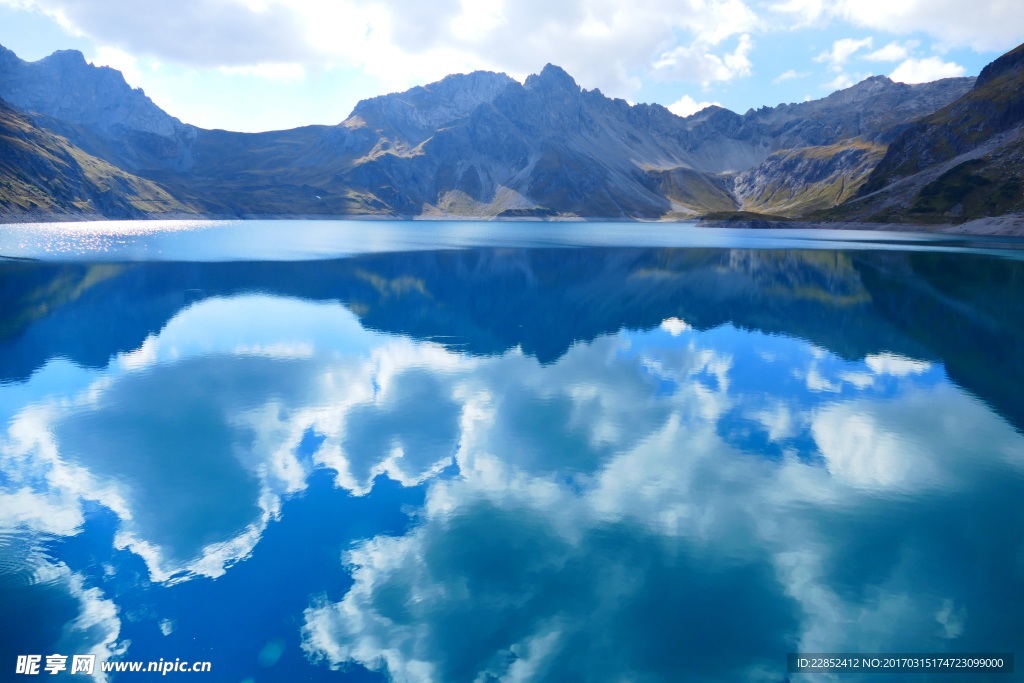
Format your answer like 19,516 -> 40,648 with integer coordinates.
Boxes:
772,68 -> 805,83
812,37 -> 873,91
750,405 -> 797,441
302,353 -> 1024,681
823,72 -> 854,91
0,293 -> 715,586
2,0 -> 764,103
219,62 -> 307,81
771,0 -> 1023,53
814,37 -> 872,71
863,40 -> 917,63
767,0 -> 828,28
890,56 -> 966,84
834,0 -> 1024,53
62,571 -> 126,682
809,36 -> 964,93
666,95 -> 718,118
654,33 -> 754,85
864,352 -> 931,376
90,45 -> 143,86
838,370 -> 874,389
660,317 -> 693,334
812,385 -> 1022,491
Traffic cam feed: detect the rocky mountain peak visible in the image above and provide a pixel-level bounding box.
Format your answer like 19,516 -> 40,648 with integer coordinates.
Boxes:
39,49 -> 88,67
860,74 -> 894,86
819,75 -> 902,106
0,43 -> 184,139
348,69 -> 514,138
525,64 -> 580,93
0,44 -> 20,68
975,42 -> 1024,89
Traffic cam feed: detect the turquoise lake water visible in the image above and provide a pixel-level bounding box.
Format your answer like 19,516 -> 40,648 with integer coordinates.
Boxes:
1,220 -> 1022,681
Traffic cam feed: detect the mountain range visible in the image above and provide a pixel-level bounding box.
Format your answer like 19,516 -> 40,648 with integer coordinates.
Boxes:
0,41 -> 1021,225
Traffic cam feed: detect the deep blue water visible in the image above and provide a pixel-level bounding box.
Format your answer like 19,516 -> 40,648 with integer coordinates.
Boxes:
1,220 -> 1023,682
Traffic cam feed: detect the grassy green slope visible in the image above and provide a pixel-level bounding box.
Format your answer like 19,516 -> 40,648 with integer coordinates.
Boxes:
826,43 -> 1024,223
0,98 -> 194,218
737,140 -> 887,217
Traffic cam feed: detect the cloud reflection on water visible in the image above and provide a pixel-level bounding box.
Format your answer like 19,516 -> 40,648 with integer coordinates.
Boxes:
0,285 -> 1021,681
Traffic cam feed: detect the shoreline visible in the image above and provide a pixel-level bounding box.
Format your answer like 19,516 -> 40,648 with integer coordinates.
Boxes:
1,211 -> 1023,237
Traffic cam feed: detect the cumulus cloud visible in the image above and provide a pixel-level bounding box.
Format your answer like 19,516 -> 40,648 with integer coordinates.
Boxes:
811,37 -> 878,92
770,0 -> 1023,52
90,45 -> 143,87
772,68 -> 805,83
293,284 -> 1013,677
1,0 -> 1017,125
302,332 -> 795,683
834,0 -> 1024,53
666,95 -> 718,118
21,0 -> 309,67
654,33 -> 754,85
863,40 -> 918,63
0,0 -> 766,98
815,36 -> 873,70
811,35 -> 966,90
822,72 -> 855,91
303,495 -> 799,682
890,56 -> 966,84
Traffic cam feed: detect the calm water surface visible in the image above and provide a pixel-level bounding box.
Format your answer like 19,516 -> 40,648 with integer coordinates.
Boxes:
1,220 -> 1023,682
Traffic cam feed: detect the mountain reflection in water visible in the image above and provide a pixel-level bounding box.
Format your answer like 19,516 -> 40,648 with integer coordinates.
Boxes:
0,245 -> 1022,682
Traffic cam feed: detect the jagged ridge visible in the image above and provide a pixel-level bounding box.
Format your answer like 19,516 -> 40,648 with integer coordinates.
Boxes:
0,40 -> 1013,222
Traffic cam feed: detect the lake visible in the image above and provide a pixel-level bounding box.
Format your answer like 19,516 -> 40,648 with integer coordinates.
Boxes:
1,220 -> 1022,682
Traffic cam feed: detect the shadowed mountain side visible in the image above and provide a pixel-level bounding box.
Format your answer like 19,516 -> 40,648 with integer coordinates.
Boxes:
154,67 -> 971,219
0,98 -> 194,218
827,43 -> 1024,223
0,41 -> 980,219
854,250 -> 1024,434
0,44 -> 197,173
2,247 -> 1022,433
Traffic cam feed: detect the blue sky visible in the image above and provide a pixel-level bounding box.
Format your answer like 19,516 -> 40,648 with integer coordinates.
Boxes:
0,0 -> 1019,132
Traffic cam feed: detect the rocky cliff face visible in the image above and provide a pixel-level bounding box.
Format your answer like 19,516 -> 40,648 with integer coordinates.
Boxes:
339,64 -> 724,218
347,71 -> 517,147
0,46 -> 183,137
0,46 -> 198,173
733,141 -> 887,215
320,64 -> 973,218
713,75 -> 975,217
748,76 -> 974,146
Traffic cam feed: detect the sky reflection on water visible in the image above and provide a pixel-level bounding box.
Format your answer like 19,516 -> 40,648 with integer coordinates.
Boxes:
0,241 -> 1022,682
